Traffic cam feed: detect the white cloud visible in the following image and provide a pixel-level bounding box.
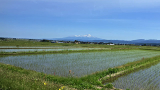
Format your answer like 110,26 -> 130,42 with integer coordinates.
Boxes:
86,34 -> 92,37
75,35 -> 80,37
74,34 -> 92,37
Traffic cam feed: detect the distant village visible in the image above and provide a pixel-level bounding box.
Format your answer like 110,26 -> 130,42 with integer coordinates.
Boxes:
1,37 -> 160,46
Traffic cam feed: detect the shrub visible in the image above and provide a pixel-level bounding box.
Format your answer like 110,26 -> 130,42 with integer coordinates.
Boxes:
105,83 -> 113,89
108,68 -> 118,74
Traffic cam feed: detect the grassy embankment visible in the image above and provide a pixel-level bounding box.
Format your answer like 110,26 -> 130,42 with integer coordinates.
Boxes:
1,47 -> 160,55
0,63 -> 63,90
1,55 -> 160,90
0,39 -> 151,55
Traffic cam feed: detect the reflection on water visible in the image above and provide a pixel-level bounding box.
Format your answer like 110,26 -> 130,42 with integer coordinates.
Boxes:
0,48 -> 84,52
0,50 -> 160,77
107,62 -> 160,90
0,47 -> 109,52
0,46 -> 73,48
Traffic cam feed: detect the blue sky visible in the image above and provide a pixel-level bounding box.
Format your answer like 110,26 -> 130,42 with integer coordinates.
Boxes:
1,0 -> 160,40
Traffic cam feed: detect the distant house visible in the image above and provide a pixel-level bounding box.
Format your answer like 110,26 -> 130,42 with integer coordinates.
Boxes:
107,43 -> 115,45
51,41 -> 56,43
80,42 -> 90,44
110,44 -> 115,45
58,41 -> 64,43
65,41 -> 72,43
51,40 -> 59,43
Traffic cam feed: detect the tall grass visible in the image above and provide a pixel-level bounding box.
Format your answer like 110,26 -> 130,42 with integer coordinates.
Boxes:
0,63 -> 62,90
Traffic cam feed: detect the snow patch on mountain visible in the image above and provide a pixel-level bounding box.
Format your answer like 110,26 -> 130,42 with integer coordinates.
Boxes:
74,34 -> 93,37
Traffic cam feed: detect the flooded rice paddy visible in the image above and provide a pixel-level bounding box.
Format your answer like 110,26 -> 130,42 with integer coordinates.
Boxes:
0,50 -> 160,77
0,48 -> 104,52
0,46 -> 109,52
107,62 -> 160,90
0,46 -> 74,48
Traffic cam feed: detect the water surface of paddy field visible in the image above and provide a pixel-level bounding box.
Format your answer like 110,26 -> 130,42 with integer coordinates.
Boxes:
0,46 -> 110,53
0,46 -> 83,49
0,48 -> 109,52
107,62 -> 160,90
0,46 -> 73,48
0,50 -> 160,77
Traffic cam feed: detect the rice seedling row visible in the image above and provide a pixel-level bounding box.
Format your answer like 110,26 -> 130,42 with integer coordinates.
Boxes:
0,48 -> 110,52
108,62 -> 160,90
0,50 -> 160,77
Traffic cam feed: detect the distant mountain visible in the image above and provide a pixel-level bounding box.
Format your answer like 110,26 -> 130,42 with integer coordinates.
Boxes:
93,40 -> 132,44
131,39 -> 160,43
51,34 -> 104,41
131,39 -> 146,42
93,39 -> 160,44
50,34 -> 160,44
